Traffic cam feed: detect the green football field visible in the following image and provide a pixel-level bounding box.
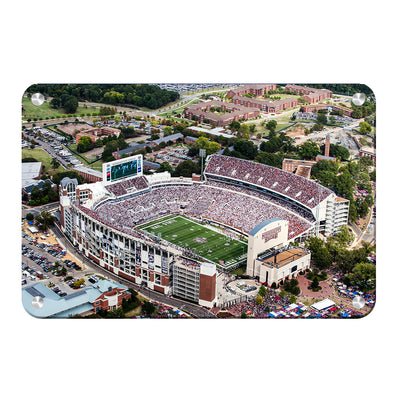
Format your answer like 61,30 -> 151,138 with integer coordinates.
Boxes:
137,215 -> 247,269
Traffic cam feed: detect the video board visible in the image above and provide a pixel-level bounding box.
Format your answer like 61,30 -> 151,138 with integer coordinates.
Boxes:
103,154 -> 143,184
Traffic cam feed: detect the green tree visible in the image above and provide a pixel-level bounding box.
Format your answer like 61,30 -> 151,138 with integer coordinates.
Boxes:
297,140 -> 320,160
347,262 -> 376,291
359,121 -> 372,134
77,136 -> 94,153
258,285 -> 267,297
157,161 -> 173,174
352,108 -> 363,119
172,160 -> 200,177
266,120 -> 277,135
229,121 -> 241,132
359,156 -> 374,170
333,170 -> 354,199
142,301 -> 156,315
63,96 -> 78,114
233,140 -> 258,159
195,136 -> 220,155
51,157 -> 60,169
25,213 -> 34,221
317,113 -> 328,124
237,124 -> 250,140
34,211 -> 55,231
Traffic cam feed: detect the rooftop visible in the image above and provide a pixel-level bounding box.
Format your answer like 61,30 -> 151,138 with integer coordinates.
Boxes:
22,279 -> 128,318
22,162 -> 42,187
262,247 -> 309,269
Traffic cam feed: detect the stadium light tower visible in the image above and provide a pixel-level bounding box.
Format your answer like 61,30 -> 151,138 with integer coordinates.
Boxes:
199,148 -> 206,181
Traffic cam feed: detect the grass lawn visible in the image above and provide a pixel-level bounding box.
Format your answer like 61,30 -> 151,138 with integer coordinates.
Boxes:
22,96 -> 97,121
138,215 -> 247,269
22,148 -> 65,175
275,123 -> 294,131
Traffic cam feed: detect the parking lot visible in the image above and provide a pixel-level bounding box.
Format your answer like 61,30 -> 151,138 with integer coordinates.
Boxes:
21,231 -> 104,297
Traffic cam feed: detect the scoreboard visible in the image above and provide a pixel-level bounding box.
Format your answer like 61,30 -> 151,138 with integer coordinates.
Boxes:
103,154 -> 143,184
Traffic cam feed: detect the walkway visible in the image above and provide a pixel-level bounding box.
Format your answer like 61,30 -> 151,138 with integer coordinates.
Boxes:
297,274 -> 335,299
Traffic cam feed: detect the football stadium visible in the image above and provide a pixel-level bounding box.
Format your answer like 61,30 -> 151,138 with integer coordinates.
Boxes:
59,153 -> 349,307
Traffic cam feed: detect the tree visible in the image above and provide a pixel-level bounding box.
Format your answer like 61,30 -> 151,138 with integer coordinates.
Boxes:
258,285 -> 267,297
359,121 -> 372,134
249,124 -> 256,134
310,277 -> 320,290
157,161 -> 173,174
194,136 -> 220,155
51,157 -> 60,169
172,160 -> 200,177
359,156 -> 374,170
255,152 -> 283,168
77,135 -> 94,153
347,262 -> 376,291
237,124 -> 250,140
256,295 -> 263,305
333,170 -> 354,199
142,301 -> 155,315
335,225 -> 353,247
297,140 -> 320,160
233,140 -> 258,160
34,211 -> 55,231
352,108 -> 363,119
260,135 -> 283,153
229,121 -> 241,132
25,213 -> 34,221
73,278 -> 85,288
266,120 -> 277,135
52,171 -> 83,185
317,113 -> 328,124
369,169 -> 376,182
63,96 -> 78,114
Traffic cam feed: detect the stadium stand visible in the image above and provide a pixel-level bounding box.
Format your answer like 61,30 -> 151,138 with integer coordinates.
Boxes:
204,155 -> 332,209
96,184 -> 313,240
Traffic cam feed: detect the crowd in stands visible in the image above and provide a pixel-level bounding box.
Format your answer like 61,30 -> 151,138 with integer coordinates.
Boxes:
106,176 -> 149,197
206,180 -> 315,222
205,155 -> 332,209
95,184 -> 313,239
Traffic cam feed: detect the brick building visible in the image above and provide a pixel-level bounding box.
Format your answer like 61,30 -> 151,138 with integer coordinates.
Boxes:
301,103 -> 353,117
227,84 -> 277,98
75,126 -> 121,144
73,165 -> 103,183
184,100 -> 260,127
282,158 -> 317,180
285,84 -> 332,102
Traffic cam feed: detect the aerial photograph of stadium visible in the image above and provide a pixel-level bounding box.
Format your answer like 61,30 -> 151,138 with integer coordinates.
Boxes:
21,83 -> 376,319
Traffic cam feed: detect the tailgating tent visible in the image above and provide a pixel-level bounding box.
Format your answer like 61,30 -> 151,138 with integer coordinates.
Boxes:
28,226 -> 39,233
311,298 -> 336,312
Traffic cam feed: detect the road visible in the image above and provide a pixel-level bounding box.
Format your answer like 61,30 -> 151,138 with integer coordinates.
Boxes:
50,223 -> 216,318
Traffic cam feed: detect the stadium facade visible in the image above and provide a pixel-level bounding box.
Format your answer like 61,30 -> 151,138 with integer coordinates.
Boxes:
59,154 -> 349,306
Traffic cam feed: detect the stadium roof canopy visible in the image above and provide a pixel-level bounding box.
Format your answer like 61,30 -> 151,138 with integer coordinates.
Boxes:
248,218 -> 283,236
